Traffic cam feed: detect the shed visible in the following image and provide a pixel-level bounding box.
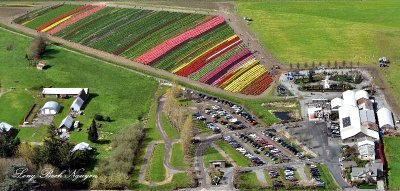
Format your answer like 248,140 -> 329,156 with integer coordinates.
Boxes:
377,108 -> 394,129
71,97 -> 84,112
0,122 -> 13,133
208,160 -> 226,168
36,61 -> 46,70
59,115 -> 74,131
40,101 -> 61,115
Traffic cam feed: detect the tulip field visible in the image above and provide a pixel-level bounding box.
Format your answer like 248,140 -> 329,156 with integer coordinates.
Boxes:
16,4 -> 273,95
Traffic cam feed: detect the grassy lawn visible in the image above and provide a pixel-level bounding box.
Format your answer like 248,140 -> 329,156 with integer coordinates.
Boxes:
318,164 -> 339,190
237,172 -> 260,190
236,0 -> 400,64
16,126 -> 48,142
203,146 -> 226,165
0,28 -> 158,162
215,140 -> 251,167
146,143 -> 166,182
161,113 -> 179,140
384,137 -> 400,190
170,143 -> 188,170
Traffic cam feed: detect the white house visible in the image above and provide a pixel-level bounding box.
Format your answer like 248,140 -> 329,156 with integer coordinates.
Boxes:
357,137 -> 376,160
0,122 -> 13,133
40,101 -> 61,115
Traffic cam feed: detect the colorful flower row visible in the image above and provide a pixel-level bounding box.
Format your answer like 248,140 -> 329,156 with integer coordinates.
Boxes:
240,73 -> 273,95
224,64 -> 267,93
41,15 -> 73,32
173,35 -> 240,76
36,5 -> 91,31
47,6 -> 106,35
135,16 -> 225,64
211,55 -> 256,86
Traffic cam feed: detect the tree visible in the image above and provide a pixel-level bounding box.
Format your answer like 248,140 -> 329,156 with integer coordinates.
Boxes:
318,61 -> 322,68
296,62 -> 300,70
304,62 -> 308,69
88,120 -> 99,143
342,60 -> 346,68
327,61 -> 331,68
0,133 -> 20,157
311,61 -> 316,69
180,116 -> 193,156
289,63 -> 293,70
0,164 -> 32,191
16,143 -> 36,164
26,33 -> 47,61
334,61 -> 338,68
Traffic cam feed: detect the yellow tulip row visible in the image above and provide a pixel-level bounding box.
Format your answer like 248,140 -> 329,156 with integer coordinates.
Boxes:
172,34 -> 238,73
41,15 -> 72,32
219,59 -> 258,88
224,64 -> 267,93
21,16 -> 38,26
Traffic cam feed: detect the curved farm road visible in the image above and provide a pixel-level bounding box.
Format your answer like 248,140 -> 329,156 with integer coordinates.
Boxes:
0,1 -> 279,99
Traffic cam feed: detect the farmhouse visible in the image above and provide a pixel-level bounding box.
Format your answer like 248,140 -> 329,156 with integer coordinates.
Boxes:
0,122 -> 13,133
59,115 -> 74,132
42,88 -> 89,98
40,101 -> 61,115
351,162 -> 383,182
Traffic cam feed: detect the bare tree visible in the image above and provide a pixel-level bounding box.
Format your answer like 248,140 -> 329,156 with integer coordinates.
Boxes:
327,61 -> 331,68
289,63 -> 293,70
342,60 -> 346,68
26,33 -> 47,61
311,61 -> 315,69
180,116 -> 193,156
296,62 -> 300,70
334,61 -> 338,68
304,62 -> 308,69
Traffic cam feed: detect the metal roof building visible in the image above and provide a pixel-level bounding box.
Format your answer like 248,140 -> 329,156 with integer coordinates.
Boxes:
0,122 -> 13,132
42,88 -> 89,96
377,107 -> 394,129
355,90 -> 369,101
59,115 -> 74,131
40,101 -> 61,115
331,97 -> 343,109
71,97 -> 85,112
339,105 -> 379,141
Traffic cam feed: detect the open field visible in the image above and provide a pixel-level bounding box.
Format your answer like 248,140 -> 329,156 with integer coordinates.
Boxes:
170,143 -> 188,170
237,0 -> 400,65
384,137 -> 400,189
237,171 -> 260,189
161,113 -> 179,140
14,4 -> 273,95
0,28 -> 158,160
203,146 -> 226,165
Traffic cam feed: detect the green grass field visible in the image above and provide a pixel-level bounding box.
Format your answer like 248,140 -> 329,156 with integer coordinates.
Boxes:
384,137 -> 400,189
215,140 -> 251,167
161,114 -> 179,140
237,172 -> 260,189
146,143 -> 166,182
318,164 -> 339,190
0,28 -> 158,161
237,0 -> 400,64
203,146 -> 226,165
16,126 -> 48,142
170,143 -> 188,170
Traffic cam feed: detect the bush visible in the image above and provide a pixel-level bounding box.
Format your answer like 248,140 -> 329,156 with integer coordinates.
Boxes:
94,114 -> 104,121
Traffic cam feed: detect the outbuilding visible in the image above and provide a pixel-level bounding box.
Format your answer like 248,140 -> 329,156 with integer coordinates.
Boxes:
59,115 -> 74,132
70,97 -> 84,112
331,97 -> 343,109
377,107 -> 394,129
0,122 -> 13,133
40,101 -> 61,115
342,90 -> 356,107
71,142 -> 92,153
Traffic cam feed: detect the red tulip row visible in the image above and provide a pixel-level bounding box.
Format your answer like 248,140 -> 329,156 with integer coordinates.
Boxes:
36,5 -> 91,31
135,16 -> 225,65
174,36 -> 241,77
200,49 -> 250,84
240,73 -> 273,95
48,6 -> 105,35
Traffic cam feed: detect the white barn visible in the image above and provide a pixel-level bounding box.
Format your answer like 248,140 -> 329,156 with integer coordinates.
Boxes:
377,107 -> 394,129
331,97 -> 343,109
59,115 -> 74,132
40,101 -> 61,115
355,90 -> 369,101
71,97 -> 85,112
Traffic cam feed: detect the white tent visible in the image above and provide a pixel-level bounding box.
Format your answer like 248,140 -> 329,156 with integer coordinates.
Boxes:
377,107 -> 394,129
331,97 -> 343,109
40,101 -> 61,115
0,122 -> 13,132
355,90 -> 369,101
342,90 -> 356,107
71,142 -> 92,153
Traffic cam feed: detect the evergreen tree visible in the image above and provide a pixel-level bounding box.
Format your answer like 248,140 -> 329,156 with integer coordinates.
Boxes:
88,120 -> 99,143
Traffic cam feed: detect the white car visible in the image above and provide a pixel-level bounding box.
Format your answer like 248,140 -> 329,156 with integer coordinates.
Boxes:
74,121 -> 80,128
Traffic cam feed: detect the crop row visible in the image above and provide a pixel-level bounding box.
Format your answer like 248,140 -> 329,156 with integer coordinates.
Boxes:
224,64 -> 267,93
240,73 -> 273,95
190,44 -> 246,81
120,14 -> 207,59
24,5 -> 80,29
17,5 -> 61,25
37,5 -> 91,31
151,24 -> 234,71
210,55 -> 255,86
135,16 -> 225,64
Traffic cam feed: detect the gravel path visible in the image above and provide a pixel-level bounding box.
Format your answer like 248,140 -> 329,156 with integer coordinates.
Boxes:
254,169 -> 268,187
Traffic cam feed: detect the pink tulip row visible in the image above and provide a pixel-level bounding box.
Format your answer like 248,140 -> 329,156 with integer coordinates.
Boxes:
135,16 -> 225,64
211,54 -> 255,86
200,49 -> 250,83
48,6 -> 106,35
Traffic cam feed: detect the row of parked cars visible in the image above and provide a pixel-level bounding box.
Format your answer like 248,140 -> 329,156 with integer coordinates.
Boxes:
238,133 -> 289,163
309,164 -> 325,187
192,113 -> 221,133
205,106 -> 247,131
269,167 -> 299,187
223,136 -> 264,166
330,123 -> 340,137
263,130 -> 304,159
